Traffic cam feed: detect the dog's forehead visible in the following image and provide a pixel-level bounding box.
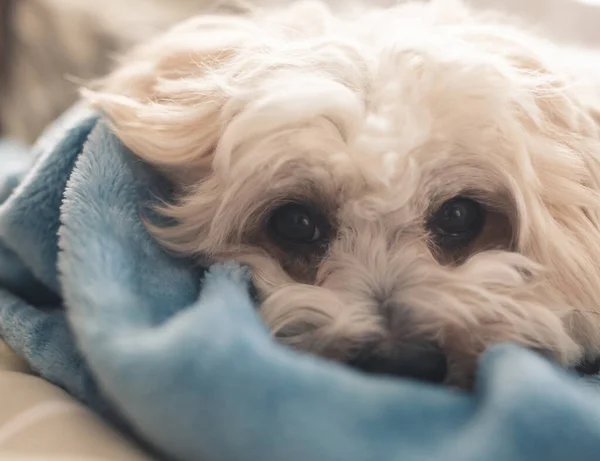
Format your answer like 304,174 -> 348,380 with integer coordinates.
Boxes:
227,36 -> 525,207
295,73 -> 511,183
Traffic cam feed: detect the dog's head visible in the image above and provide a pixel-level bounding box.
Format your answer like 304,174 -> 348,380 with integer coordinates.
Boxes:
85,0 -> 600,386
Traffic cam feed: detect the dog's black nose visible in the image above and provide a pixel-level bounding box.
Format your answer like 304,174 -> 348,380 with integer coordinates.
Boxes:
349,342 -> 448,384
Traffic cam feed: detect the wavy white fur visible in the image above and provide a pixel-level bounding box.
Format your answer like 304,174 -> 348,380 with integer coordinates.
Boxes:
83,0 -> 600,386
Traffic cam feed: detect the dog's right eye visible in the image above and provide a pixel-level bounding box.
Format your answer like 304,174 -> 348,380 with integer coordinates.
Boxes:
428,197 -> 486,248
269,203 -> 324,244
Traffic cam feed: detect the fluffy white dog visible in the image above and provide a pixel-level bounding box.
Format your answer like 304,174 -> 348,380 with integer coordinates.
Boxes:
84,0 -> 600,387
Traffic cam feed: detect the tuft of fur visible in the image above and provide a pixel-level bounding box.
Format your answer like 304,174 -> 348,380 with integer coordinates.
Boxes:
84,0 -> 600,385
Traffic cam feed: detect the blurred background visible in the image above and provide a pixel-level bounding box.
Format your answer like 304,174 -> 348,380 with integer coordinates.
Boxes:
476,0 -> 600,43
1,0 -> 600,145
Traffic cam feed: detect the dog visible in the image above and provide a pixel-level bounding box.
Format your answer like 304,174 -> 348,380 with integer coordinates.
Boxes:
82,0 -> 600,388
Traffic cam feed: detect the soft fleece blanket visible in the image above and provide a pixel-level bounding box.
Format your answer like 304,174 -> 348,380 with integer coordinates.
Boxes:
3,107 -> 600,461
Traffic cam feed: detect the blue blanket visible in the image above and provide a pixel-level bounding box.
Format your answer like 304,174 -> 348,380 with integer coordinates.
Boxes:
2,107 -> 600,461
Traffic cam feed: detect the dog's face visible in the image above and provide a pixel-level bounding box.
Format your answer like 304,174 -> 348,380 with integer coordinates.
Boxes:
86,0 -> 600,386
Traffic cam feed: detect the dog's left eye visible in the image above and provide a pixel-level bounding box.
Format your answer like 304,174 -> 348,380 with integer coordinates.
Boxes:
269,203 -> 322,243
428,197 -> 485,246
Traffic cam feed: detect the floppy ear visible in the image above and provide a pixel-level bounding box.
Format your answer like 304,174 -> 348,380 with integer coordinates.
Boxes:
83,14 -> 262,184
499,41 -> 600,354
83,0 -> 340,186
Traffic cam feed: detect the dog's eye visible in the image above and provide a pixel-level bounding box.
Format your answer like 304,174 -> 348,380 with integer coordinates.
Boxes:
269,203 -> 322,243
429,197 -> 485,245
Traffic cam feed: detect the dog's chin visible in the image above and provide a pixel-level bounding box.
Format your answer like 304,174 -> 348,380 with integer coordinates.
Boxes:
270,318 -> 458,387
275,330 -> 475,388
270,317 -> 586,391
346,340 -> 449,384
337,344 -> 600,390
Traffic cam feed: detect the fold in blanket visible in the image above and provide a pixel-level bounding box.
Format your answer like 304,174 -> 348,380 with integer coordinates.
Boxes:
2,107 -> 600,461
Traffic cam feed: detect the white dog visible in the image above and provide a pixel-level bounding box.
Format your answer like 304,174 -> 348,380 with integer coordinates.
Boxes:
84,0 -> 600,387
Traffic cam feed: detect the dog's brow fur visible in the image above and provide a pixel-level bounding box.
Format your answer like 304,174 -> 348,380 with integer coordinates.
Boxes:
84,0 -> 600,386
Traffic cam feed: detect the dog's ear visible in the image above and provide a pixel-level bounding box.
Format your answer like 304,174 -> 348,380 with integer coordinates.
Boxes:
497,42 -> 600,351
83,2 -> 339,186
83,14 -> 262,185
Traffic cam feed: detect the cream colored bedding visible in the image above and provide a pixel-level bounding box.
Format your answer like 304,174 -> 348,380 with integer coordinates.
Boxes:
0,341 -> 152,461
